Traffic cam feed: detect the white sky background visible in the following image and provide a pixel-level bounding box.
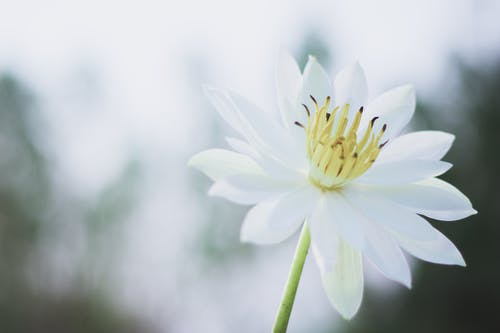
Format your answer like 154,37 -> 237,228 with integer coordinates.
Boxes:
0,0 -> 499,332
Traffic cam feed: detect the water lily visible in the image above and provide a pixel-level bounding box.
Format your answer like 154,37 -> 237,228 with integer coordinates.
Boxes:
189,51 -> 476,326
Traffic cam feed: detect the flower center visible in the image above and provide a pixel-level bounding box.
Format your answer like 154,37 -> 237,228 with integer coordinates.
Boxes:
295,96 -> 387,190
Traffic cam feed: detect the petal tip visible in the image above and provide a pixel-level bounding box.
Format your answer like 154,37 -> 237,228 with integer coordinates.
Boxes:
187,156 -> 195,168
239,222 -> 253,243
401,83 -> 415,93
308,54 -> 317,62
352,60 -> 364,72
448,250 -> 466,267
337,304 -> 361,320
239,231 -> 250,243
440,161 -> 453,174
207,183 -> 218,196
187,153 -> 201,169
456,255 -> 467,267
394,84 -> 416,104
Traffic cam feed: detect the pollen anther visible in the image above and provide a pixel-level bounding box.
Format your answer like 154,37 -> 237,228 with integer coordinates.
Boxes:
301,96 -> 388,190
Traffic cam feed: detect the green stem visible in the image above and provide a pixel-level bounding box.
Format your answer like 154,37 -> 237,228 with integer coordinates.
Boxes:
272,223 -> 311,333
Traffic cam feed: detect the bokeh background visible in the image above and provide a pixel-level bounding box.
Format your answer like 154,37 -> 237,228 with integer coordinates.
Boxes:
0,0 -> 499,332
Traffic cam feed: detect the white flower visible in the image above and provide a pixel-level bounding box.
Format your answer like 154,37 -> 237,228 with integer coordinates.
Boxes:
188,51 -> 476,319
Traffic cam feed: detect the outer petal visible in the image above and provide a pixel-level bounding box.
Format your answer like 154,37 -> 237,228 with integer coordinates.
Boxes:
276,50 -> 302,129
209,173 -> 304,205
333,61 -> 368,121
225,136 -> 305,181
240,185 -> 320,244
343,187 -> 439,241
188,149 -> 262,181
204,86 -> 307,172
327,189 -> 411,287
309,196 -> 339,273
225,137 -> 258,157
360,216 -> 412,287
360,84 -> 416,141
377,131 -> 455,163
365,179 -> 476,221
355,160 -> 452,185
324,191 -> 365,250
203,85 -> 245,134
391,226 -> 466,266
228,92 -> 308,171
300,56 -> 332,111
321,238 -> 363,320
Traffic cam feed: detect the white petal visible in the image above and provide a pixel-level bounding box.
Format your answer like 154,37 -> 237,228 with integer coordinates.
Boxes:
391,224 -> 466,266
309,196 -> 340,273
324,191 -> 365,250
366,179 -> 476,221
321,238 -> 363,320
343,187 -> 439,242
360,84 -> 416,141
276,50 -> 302,128
333,61 -> 368,120
226,136 -> 307,182
204,86 -> 307,172
203,85 -> 245,134
229,91 -> 308,170
377,131 -> 455,163
240,186 -> 320,244
355,160 -> 452,185
300,56 -> 332,109
225,137 -> 258,157
188,149 -> 262,181
209,173 -> 304,205
204,86 -> 264,146
360,217 -> 412,287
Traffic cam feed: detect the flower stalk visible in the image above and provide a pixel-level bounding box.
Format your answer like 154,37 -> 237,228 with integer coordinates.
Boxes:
272,223 -> 311,333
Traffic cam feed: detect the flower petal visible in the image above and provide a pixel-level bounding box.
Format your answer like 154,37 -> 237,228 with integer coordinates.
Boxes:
204,85 -> 307,172
390,224 -> 466,266
225,136 -> 305,181
309,196 -> 339,273
300,56 -> 332,109
225,137 -> 258,157
360,216 -> 412,287
228,91 -> 308,171
355,160 -> 452,185
324,191 -> 365,250
203,85 -> 245,134
240,185 -> 320,244
377,131 -> 455,163
276,49 -> 302,128
321,238 -> 363,320
209,173 -> 304,205
365,179 -> 476,221
188,149 -> 262,181
333,61 -> 368,120
343,187 -> 439,241
360,84 -> 416,141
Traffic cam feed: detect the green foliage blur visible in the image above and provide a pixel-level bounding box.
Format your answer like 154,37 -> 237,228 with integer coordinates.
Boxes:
0,75 -> 152,332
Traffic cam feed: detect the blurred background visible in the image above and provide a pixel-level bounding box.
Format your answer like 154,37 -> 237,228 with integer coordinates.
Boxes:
0,0 -> 499,332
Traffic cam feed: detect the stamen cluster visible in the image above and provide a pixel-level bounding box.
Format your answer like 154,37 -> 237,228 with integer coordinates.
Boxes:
295,96 -> 387,190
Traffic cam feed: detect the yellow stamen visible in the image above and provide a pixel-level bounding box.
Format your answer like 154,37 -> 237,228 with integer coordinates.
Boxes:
300,96 -> 388,190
